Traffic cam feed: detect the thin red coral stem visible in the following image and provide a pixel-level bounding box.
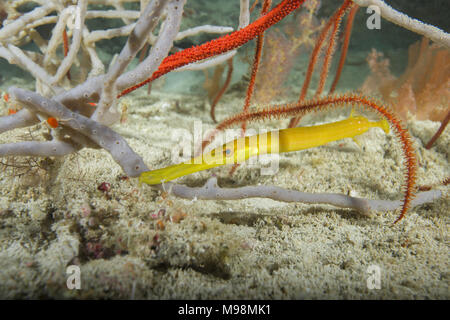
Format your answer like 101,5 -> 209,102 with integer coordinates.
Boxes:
230,0 -> 272,175
241,33 -> 264,122
250,0 -> 260,13
418,176 -> 450,191
62,28 -> 71,81
118,0 -> 306,98
242,0 -> 272,132
329,5 -> 359,94
288,0 -> 352,128
210,57 -> 234,123
425,109 -> 450,149
315,1 -> 352,97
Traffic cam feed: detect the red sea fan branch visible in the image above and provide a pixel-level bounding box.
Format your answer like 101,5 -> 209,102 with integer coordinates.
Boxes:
210,58 -> 234,123
118,0 -> 307,98
329,5 -> 359,93
288,0 -> 352,128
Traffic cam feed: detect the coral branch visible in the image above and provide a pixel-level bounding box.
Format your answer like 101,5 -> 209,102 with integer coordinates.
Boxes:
241,0 -> 272,131
116,0 -> 186,99
177,51 -> 237,72
93,0 -> 171,124
0,109 -> 39,134
425,110 -> 450,149
51,0 -> 87,86
118,0 -> 307,97
352,0 -> 450,48
229,0 -> 272,175
10,88 -> 148,176
210,58 -> 234,123
316,0 -> 352,96
329,5 -> 359,93
0,141 -> 78,157
0,4 -> 55,41
289,0 -> 352,128
158,177 -> 441,216
62,28 -> 71,81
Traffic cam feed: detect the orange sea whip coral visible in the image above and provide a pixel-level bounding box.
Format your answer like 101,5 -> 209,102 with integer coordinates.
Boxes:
210,57 -> 234,123
118,0 -> 307,98
329,5 -> 359,93
241,0 -> 272,128
250,0 -> 260,13
213,94 -> 417,224
418,176 -> 450,191
315,1 -> 352,96
425,110 -> 450,149
229,0 -> 272,175
62,28 -> 71,80
289,0 -> 353,128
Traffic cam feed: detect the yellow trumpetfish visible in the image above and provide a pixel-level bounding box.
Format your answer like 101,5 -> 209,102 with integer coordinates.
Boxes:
140,114 -> 390,185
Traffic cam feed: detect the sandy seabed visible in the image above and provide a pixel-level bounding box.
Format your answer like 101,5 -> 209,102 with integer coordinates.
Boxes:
0,65 -> 448,299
